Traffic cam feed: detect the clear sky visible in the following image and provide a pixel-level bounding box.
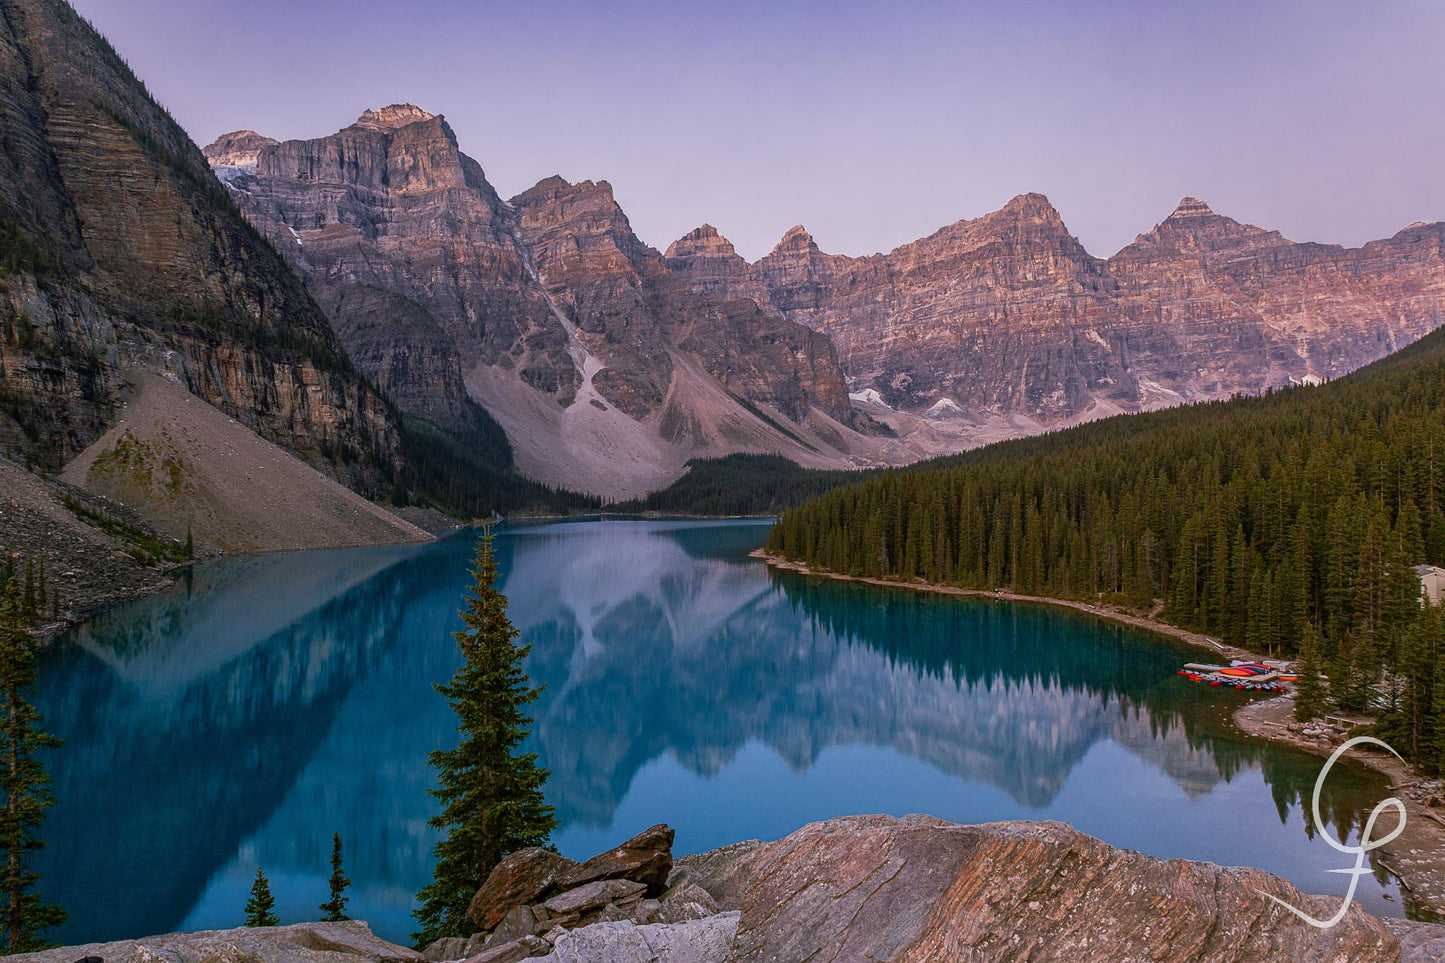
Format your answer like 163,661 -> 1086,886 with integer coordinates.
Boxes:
70,0 -> 1445,262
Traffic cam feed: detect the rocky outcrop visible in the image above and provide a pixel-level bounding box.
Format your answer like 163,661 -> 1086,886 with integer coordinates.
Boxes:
201,129 -> 278,175
468,849 -> 580,931
208,115 -> 865,497
0,0 -> 402,492
466,825 -> 677,942
26,816 -> 1445,962
457,815 -> 1445,962
556,823 -> 673,896
675,814 -> 1443,963
666,195 -> 1445,424
9,920 -> 422,963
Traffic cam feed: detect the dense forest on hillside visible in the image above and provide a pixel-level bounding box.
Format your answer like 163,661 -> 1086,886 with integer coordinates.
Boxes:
768,327 -> 1445,771
618,454 -> 875,515
392,401 -> 600,518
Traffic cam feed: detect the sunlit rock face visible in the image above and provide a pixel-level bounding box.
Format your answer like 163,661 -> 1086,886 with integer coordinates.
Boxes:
665,196 -> 1445,420
207,116 -> 858,496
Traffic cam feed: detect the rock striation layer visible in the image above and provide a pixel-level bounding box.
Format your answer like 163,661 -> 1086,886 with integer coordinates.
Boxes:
674,814 -> 1445,963
666,196 -> 1445,423
0,0 -> 401,492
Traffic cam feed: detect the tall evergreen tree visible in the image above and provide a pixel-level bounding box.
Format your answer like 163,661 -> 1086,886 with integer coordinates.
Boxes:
412,533 -> 557,947
319,833 -> 351,922
0,576 -> 64,953
244,867 -> 278,927
1293,624 -> 1328,722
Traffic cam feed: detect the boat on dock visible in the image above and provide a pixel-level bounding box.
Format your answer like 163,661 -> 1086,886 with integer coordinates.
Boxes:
1177,659 -> 1291,692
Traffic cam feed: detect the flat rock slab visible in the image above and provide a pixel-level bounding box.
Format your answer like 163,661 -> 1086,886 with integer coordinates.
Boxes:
543,878 -> 647,916
560,824 -> 674,896
529,914 -> 739,963
8,921 -> 423,963
714,814 -> 1410,963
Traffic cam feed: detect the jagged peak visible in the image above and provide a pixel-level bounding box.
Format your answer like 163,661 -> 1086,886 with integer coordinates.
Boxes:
510,176 -> 623,213
989,193 -> 1065,228
770,225 -> 819,257
665,224 -> 740,259
201,129 -> 278,160
1168,196 -> 1216,219
351,104 -> 437,131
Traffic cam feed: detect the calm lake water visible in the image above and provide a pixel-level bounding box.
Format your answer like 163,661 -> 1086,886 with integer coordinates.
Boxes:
37,519 -> 1409,944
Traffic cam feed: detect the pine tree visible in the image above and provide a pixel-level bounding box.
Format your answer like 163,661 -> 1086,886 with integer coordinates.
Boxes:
19,563 -> 33,624
319,833 -> 350,922
184,527 -> 194,561
1293,623 -> 1328,722
244,867 -> 278,927
0,576 -> 65,953
412,532 -> 557,947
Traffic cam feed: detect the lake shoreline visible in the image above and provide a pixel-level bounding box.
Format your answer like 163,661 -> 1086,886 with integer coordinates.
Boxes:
751,550 -> 1259,659
753,549 -> 1445,919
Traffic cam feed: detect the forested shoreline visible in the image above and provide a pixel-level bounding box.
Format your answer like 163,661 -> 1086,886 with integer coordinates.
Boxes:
768,326 -> 1445,771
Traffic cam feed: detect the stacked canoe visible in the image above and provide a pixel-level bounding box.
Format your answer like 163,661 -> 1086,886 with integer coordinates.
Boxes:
1177,660 -> 1296,692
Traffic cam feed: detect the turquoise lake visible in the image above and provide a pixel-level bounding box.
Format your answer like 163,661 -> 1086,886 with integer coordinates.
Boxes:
36,519 -> 1408,944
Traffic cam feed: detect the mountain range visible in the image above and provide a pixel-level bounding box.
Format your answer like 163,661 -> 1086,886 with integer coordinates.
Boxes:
205,108 -> 1445,497
205,111 -> 866,499
4,0 -> 1445,561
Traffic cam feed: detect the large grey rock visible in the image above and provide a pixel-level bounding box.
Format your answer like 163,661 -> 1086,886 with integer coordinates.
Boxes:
542,878 -> 646,917
664,840 -> 764,911
707,814 -> 1416,963
527,915 -> 739,963
462,935 -> 550,963
421,936 -> 469,961
648,883 -> 718,925
9,920 -> 423,963
486,904 -> 547,946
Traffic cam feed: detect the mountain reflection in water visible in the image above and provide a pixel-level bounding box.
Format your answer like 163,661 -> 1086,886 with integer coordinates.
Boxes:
37,520 -> 1403,945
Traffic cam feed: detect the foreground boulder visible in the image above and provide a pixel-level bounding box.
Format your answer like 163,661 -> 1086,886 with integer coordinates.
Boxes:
26,817 -> 1445,962
559,824 -> 674,896
10,920 -> 422,963
680,814 -> 1430,962
468,848 -> 581,930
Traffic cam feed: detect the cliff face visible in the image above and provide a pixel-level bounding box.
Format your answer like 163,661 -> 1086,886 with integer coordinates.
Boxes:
510,176 -> 851,425
666,195 -> 1445,420
0,0 -> 401,491
210,112 -> 861,497
216,105 -> 575,436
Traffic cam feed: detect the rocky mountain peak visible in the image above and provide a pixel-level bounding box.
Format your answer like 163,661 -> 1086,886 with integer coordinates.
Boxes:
772,225 -> 819,255
351,104 -> 436,130
999,191 -> 1064,224
664,224 -> 739,259
200,130 -> 278,168
511,175 -> 596,208
1168,196 -> 1217,219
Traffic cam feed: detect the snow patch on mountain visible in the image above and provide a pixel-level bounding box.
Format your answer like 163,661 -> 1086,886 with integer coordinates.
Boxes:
848,388 -> 892,409
925,397 -> 967,419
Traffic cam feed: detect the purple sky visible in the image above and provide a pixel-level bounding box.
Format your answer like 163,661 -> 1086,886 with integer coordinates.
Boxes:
71,0 -> 1445,262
